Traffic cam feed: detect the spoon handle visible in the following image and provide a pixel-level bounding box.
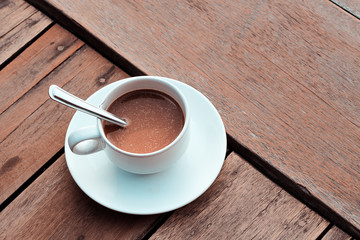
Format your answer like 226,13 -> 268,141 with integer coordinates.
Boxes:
49,85 -> 127,127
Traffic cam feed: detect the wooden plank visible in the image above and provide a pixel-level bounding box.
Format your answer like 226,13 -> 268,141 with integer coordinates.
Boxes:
0,25 -> 83,142
0,153 -> 327,239
0,154 -> 160,239
0,0 -> 37,36
27,0 -> 360,236
0,0 -> 52,66
330,0 -> 360,18
0,0 -> 23,20
150,153 -> 328,239
322,226 -> 352,240
0,44 -> 129,204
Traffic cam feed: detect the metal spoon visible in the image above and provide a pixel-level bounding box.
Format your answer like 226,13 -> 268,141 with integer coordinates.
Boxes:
48,85 -> 127,127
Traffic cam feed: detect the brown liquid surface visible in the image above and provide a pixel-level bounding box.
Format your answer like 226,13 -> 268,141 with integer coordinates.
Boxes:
104,90 -> 184,153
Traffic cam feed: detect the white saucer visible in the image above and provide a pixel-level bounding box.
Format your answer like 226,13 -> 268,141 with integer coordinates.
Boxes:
65,77 -> 226,214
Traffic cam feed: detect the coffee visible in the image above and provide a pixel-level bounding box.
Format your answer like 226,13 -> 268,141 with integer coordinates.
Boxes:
104,89 -> 184,154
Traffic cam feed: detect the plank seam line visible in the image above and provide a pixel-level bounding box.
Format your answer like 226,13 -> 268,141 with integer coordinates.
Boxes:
226,134 -> 359,238
225,147 -> 233,159
139,150 -> 233,239
162,2 -> 360,131
139,211 -> 174,240
0,44 -> 86,144
0,88 -> 58,144
0,1 -> 28,22
24,1 -> 359,129
329,0 -> 360,20
0,21 -> 54,71
0,147 -> 64,211
316,223 -> 334,240
0,8 -> 39,39
25,0 -> 145,77
17,1 -> 359,237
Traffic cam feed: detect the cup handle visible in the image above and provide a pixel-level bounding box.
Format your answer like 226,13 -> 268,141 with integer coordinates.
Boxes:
68,126 -> 105,155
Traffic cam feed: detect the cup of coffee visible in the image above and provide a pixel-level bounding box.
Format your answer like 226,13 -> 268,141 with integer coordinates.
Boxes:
67,76 -> 190,174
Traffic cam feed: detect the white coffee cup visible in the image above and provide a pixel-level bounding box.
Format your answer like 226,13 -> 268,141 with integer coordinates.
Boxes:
67,76 -> 190,174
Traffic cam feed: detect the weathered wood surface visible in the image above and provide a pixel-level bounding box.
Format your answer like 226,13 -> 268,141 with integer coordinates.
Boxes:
0,155 -> 160,239
0,0 -> 52,66
331,0 -> 360,18
0,27 -> 127,203
150,153 -> 328,239
0,10 -> 333,237
27,0 -> 360,236
0,0 -> 356,238
322,226 -> 352,240
0,24 -> 83,118
0,152 -> 329,239
0,23 -> 332,238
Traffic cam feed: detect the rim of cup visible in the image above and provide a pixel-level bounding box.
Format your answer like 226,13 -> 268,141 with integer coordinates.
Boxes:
97,76 -> 190,158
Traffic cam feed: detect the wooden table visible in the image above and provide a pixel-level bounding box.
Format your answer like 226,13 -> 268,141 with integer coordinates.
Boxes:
0,0 -> 359,238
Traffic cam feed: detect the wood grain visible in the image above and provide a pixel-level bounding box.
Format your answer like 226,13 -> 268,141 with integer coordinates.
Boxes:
0,0 -> 52,66
27,0 -> 360,236
0,0 -> 37,36
0,152 -> 328,239
0,154 -> 160,239
0,44 -> 129,204
0,24 -> 83,114
331,0 -> 360,18
0,25 -> 83,142
150,153 -> 328,239
322,226 -> 352,240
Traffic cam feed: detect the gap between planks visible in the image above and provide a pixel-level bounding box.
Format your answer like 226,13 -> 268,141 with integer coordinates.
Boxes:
0,25 -> 339,236
2,19 -> 356,239
0,32 -> 130,204
139,149 -> 234,240
0,43 -> 87,144
0,1 -> 53,69
2,16 -> 357,238
2,0 -> 358,236
0,25 -> 85,143
25,0 -> 145,77
0,150 -> 331,239
329,0 -> 360,20
0,22 -> 54,71
0,148 -> 63,212
226,134 -> 356,238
